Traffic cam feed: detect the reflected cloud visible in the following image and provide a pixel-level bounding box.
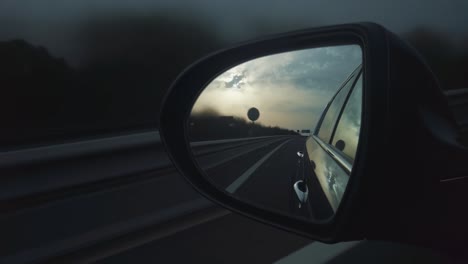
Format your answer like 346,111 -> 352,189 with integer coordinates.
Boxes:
192,45 -> 362,131
225,71 -> 247,88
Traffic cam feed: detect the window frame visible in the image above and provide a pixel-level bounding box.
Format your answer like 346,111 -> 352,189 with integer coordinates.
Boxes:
314,65 -> 362,142
312,65 -> 363,174
330,72 -> 363,162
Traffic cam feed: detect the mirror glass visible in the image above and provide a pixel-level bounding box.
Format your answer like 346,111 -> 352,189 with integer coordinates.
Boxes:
188,45 -> 363,222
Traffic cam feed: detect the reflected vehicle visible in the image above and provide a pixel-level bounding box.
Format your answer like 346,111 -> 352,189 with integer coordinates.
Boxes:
299,130 -> 311,137
304,65 -> 362,215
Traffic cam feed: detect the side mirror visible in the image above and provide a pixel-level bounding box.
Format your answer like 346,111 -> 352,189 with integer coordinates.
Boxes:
160,23 -> 468,246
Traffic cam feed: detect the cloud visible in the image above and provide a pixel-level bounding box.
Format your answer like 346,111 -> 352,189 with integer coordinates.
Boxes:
192,45 -> 362,131
224,71 -> 246,88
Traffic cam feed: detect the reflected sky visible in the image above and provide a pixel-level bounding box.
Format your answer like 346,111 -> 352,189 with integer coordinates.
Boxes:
332,75 -> 363,160
192,45 -> 362,131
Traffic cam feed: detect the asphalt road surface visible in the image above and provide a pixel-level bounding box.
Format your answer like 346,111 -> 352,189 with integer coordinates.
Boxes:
196,136 -> 333,221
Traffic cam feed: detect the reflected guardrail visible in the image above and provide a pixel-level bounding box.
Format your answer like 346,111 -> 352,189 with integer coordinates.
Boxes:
190,135 -> 292,156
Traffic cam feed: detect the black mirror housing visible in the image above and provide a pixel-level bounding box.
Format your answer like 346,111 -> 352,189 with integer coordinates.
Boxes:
159,22 -> 468,246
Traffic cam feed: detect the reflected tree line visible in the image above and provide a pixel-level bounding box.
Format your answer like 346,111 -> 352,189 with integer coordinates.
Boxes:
1,15 -> 467,148
189,109 -> 298,141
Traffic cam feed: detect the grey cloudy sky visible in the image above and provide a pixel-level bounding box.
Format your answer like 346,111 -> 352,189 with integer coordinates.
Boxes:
1,0 -> 467,33
192,45 -> 362,131
1,0 -> 467,66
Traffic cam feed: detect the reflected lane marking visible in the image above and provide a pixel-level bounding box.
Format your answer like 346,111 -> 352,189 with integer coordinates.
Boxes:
203,138 -> 288,170
226,139 -> 293,194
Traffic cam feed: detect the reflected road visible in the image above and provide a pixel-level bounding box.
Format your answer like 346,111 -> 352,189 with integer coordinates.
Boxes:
195,136 -> 333,221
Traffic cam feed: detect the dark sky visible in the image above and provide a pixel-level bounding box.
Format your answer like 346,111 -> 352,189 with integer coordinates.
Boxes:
1,0 -> 467,66
1,0 -> 467,33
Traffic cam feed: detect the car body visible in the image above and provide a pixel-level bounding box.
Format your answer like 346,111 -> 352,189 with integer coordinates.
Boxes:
300,129 -> 312,137
306,65 -> 363,211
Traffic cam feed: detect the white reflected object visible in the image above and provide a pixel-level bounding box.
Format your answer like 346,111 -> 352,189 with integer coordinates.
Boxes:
293,180 -> 309,205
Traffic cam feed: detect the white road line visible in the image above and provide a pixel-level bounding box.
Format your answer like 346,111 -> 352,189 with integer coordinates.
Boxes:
203,137 -> 288,170
226,139 -> 293,194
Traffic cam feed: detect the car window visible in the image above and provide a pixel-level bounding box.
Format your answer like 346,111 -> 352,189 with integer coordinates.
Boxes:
317,72 -> 358,143
332,74 -> 363,161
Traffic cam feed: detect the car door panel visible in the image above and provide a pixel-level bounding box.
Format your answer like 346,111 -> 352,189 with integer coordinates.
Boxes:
306,136 -> 350,212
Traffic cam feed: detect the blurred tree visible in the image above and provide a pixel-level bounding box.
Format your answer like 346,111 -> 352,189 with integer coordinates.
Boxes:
189,110 -> 298,141
0,14 -> 224,149
74,14 -> 225,130
0,39 -> 73,148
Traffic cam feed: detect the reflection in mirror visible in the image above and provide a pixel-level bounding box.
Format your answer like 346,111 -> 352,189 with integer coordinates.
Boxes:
188,45 -> 363,222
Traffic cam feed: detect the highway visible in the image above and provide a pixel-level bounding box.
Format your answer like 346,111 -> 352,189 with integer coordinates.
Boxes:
1,132 -> 317,263
193,136 -> 333,221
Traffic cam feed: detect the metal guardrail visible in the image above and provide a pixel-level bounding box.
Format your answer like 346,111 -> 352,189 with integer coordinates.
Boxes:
191,135 -> 292,156
445,88 -> 468,127
0,131 -> 163,168
0,131 -> 285,168
190,135 -> 288,147
445,88 -> 468,97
